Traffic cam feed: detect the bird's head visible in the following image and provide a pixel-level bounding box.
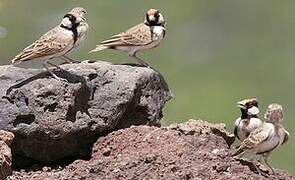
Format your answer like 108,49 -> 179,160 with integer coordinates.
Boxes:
145,9 -> 165,27
61,7 -> 87,29
264,103 -> 283,124
237,98 -> 259,117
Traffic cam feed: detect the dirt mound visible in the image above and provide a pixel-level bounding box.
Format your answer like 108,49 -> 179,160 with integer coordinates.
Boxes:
9,120 -> 294,180
0,130 -> 14,180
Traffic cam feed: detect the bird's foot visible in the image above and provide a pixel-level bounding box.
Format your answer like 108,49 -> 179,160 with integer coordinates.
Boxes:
60,56 -> 81,64
69,59 -> 81,64
130,56 -> 151,68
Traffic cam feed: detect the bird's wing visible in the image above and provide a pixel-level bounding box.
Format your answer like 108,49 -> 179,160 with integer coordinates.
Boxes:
100,23 -> 153,47
239,126 -> 270,150
12,28 -> 73,64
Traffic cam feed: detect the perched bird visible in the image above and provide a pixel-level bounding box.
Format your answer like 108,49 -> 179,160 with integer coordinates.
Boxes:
234,98 -> 263,142
264,103 -> 289,147
89,8 -> 166,67
10,7 -> 89,80
232,103 -> 289,175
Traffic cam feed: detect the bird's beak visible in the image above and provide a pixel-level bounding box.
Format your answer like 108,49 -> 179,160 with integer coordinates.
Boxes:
76,16 -> 85,23
237,102 -> 245,109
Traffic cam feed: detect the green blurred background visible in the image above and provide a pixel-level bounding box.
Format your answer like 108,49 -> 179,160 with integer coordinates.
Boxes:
0,0 -> 294,174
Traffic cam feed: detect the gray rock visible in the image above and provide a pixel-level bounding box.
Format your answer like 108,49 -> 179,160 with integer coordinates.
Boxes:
0,61 -> 171,167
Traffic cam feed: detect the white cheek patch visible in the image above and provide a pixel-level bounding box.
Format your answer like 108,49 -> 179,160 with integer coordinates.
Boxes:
149,16 -> 156,22
248,106 -> 259,115
153,26 -> 164,36
62,17 -> 72,27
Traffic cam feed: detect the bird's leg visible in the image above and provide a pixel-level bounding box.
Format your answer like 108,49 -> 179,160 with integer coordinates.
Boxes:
253,160 -> 262,175
256,155 -> 266,168
248,156 -> 262,175
263,153 -> 275,175
238,151 -> 245,158
129,54 -> 150,67
232,150 -> 245,159
60,55 -> 80,64
43,59 -> 67,82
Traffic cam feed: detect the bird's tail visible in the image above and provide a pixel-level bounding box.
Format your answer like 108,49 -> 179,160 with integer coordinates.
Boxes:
231,148 -> 244,157
11,57 -> 20,65
89,45 -> 108,53
11,53 -> 27,65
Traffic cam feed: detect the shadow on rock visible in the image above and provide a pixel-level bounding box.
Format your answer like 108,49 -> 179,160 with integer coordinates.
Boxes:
5,68 -> 88,96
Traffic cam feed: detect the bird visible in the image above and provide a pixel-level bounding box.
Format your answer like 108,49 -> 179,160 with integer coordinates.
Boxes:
263,103 -> 289,147
89,8 -> 166,67
10,7 -> 89,80
233,98 -> 263,142
232,103 -> 289,175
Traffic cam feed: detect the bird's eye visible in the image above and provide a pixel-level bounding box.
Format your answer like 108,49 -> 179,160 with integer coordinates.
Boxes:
253,102 -> 258,107
246,103 -> 251,107
64,14 -> 77,23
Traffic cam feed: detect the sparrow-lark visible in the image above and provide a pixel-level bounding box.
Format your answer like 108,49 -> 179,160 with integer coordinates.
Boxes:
89,9 -> 166,67
264,103 -> 289,147
11,7 -> 89,80
234,98 -> 263,142
232,103 -> 289,175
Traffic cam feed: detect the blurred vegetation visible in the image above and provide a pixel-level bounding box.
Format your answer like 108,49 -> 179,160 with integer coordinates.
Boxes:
0,0 -> 294,174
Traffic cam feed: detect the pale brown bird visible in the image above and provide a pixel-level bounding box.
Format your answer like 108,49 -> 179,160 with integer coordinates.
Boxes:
232,103 -> 289,175
89,9 -> 166,67
10,7 -> 89,80
264,103 -> 289,148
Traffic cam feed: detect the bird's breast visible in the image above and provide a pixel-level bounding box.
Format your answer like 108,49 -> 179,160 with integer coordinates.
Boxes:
152,26 -> 165,40
75,22 -> 89,47
246,118 -> 263,130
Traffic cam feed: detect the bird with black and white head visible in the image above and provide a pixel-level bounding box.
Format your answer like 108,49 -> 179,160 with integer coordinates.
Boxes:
234,98 -> 263,142
10,7 -> 89,80
89,8 -> 166,67
232,103 -> 289,175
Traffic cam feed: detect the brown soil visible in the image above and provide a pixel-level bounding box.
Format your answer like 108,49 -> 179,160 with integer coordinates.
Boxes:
8,120 -> 294,180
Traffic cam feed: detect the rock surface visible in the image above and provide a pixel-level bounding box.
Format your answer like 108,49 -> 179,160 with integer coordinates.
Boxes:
0,130 -> 14,180
0,61 -> 171,167
8,120 -> 294,180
